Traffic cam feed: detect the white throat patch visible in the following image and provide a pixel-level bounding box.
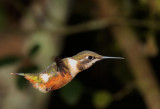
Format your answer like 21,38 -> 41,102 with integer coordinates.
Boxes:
85,59 -> 99,69
67,58 -> 79,78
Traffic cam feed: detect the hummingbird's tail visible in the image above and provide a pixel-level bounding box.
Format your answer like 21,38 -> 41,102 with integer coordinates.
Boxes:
10,72 -> 49,93
10,73 -> 25,76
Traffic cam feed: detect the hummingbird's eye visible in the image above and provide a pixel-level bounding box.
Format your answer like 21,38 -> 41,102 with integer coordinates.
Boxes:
88,56 -> 94,60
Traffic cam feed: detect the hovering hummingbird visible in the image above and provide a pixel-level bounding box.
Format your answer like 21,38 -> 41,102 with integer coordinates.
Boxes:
11,50 -> 124,93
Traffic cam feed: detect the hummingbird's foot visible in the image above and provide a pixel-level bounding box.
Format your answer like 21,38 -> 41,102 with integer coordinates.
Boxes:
45,87 -> 52,92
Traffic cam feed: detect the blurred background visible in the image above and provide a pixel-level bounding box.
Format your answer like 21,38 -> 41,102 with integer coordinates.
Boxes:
0,0 -> 160,109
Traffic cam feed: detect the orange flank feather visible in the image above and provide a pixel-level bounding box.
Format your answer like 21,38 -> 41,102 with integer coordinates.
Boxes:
46,72 -> 72,91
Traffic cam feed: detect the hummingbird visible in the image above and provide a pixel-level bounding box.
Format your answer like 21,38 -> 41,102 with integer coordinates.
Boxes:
11,50 -> 124,93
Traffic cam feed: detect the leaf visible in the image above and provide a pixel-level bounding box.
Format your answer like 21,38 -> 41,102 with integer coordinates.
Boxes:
0,7 -> 6,29
0,56 -> 20,67
28,44 -> 40,57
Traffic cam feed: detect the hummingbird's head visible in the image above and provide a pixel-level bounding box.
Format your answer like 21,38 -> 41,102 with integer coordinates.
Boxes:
66,50 -> 124,77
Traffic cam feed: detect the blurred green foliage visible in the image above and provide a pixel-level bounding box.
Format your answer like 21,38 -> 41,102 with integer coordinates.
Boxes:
92,90 -> 113,109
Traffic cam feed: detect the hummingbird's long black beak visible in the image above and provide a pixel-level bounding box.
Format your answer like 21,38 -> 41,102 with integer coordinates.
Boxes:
102,56 -> 124,59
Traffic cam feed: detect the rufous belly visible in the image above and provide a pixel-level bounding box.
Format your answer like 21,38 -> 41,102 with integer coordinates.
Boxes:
45,72 -> 73,91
